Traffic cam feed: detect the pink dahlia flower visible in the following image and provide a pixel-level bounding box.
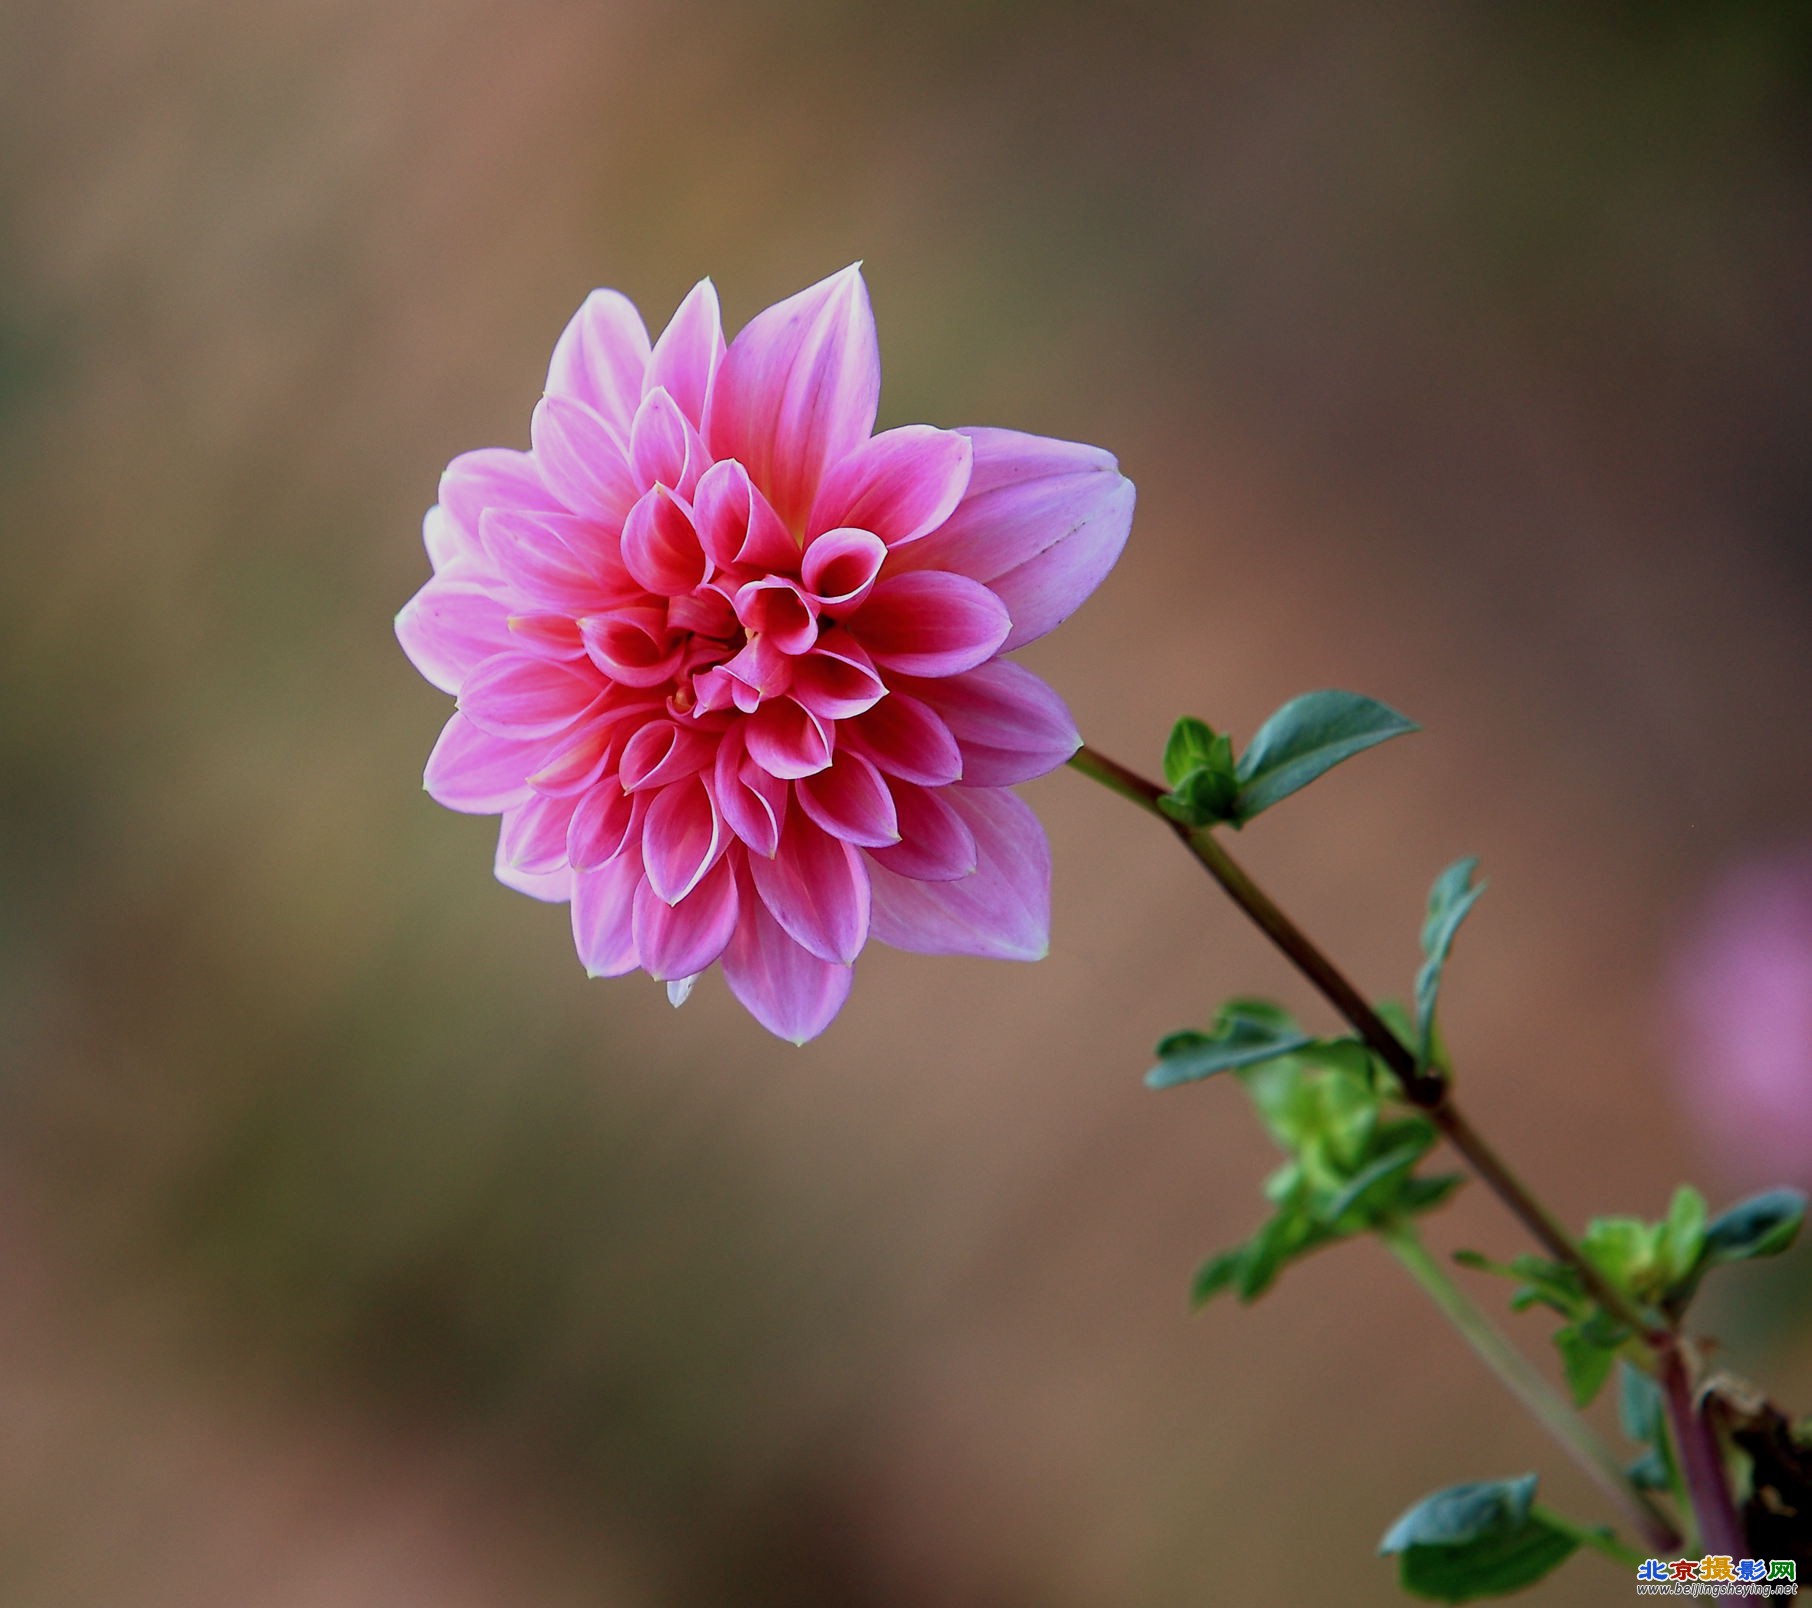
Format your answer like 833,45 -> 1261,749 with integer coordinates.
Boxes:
397,266 -> 1133,1042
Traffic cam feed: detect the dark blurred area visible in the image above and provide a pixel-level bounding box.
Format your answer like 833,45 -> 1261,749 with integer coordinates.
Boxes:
3,2 -> 1811,1603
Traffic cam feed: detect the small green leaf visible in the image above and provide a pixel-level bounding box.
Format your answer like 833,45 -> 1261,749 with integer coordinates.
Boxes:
1626,1448 -> 1671,1491
1414,857 -> 1485,1068
1661,1185 -> 1708,1286
1321,1132 -> 1433,1224
1399,1173 -> 1465,1215
1617,1361 -> 1664,1447
1702,1187 -> 1806,1265
1229,690 -> 1418,823
1147,1013 -> 1314,1090
1380,1476 -> 1578,1603
1163,717 -> 1217,787
1189,1249 -> 1245,1309
1553,1322 -> 1619,1407
1159,719 -> 1238,824
1582,1216 -> 1660,1292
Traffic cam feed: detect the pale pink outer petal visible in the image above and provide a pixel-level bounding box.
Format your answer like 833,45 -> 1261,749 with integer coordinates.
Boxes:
897,661 -> 1082,786
457,652 -> 602,739
865,782 -> 977,882
866,787 -> 1050,960
748,811 -> 870,964
495,830 -> 573,903
438,449 -> 565,558
708,265 -> 880,532
572,855 -> 642,976
423,711 -> 544,814
498,791 -> 576,875
423,506 -> 475,575
632,856 -> 740,980
888,427 -> 1134,651
722,865 -> 854,1044
530,395 -> 641,525
805,425 -> 973,545
641,775 -> 727,904
848,571 -> 1010,678
545,289 -> 652,440
645,278 -> 724,431
395,574 -> 516,695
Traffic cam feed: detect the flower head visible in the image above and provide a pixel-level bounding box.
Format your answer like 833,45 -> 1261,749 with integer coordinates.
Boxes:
397,267 -> 1133,1041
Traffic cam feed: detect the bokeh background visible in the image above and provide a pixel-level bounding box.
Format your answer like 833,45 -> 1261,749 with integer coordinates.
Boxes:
3,2 -> 1811,1603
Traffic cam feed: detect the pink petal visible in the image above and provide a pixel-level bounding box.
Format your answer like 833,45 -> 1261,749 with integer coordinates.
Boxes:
645,278 -> 723,431
800,527 -> 887,610
545,289 -> 651,440
494,833 -> 573,903
618,718 -> 715,792
633,855 -> 740,980
749,811 -> 871,964
622,486 -> 711,597
481,507 -> 629,615
641,774 -> 727,904
708,264 -> 880,533
719,634 -> 795,705
745,697 -> 833,780
567,783 -> 646,871
527,718 -> 621,797
571,855 -> 642,977
889,427 -> 1134,651
865,782 -> 977,881
805,425 -> 972,545
505,612 -> 587,659
498,791 -> 576,875
897,661 -> 1081,786
788,631 -> 886,720
797,749 -> 899,848
439,448 -> 563,553
530,394 -> 641,525
714,735 -> 789,859
580,607 -> 684,688
629,386 -> 708,497
423,711 -> 543,814
458,652 -> 604,739
866,787 -> 1050,960
395,574 -> 515,696
849,571 -> 1010,678
423,505 -> 480,575
692,457 -> 800,574
722,866 -> 854,1044
841,691 -> 962,785
733,577 -> 819,656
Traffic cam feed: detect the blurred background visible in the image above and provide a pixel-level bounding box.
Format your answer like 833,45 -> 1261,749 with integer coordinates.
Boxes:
3,1 -> 1811,1602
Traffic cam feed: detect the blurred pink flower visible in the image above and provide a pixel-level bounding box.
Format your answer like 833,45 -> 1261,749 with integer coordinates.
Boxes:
1669,849 -> 1812,1188
397,267 -> 1133,1042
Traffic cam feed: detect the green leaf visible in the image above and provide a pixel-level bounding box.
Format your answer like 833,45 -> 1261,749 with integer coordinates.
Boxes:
1320,1131 -> 1434,1224
1229,690 -> 1418,823
1380,1477 -> 1578,1603
1553,1322 -> 1619,1408
1146,1012 -> 1315,1090
1617,1361 -> 1664,1447
1159,719 -> 1237,825
1399,1173 -> 1465,1215
1189,1249 -> 1245,1309
1661,1185 -> 1708,1286
1163,717 -> 1217,787
1581,1216 -> 1660,1292
1626,1448 -> 1671,1491
1414,857 -> 1485,1068
1702,1188 -> 1806,1265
